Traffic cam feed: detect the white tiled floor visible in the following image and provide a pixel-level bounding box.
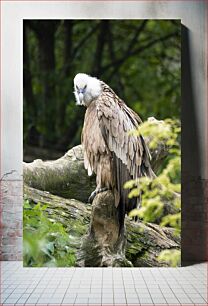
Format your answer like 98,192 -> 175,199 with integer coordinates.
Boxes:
0,261 -> 207,305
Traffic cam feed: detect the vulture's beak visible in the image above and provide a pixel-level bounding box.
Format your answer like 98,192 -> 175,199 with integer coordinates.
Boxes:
78,93 -> 84,104
79,88 -> 86,94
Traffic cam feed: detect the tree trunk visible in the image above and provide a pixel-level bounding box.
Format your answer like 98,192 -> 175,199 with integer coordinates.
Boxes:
77,191 -> 133,267
23,23 -> 38,145
29,21 -> 59,147
63,20 -> 73,77
23,24 -> 35,117
92,21 -> 108,77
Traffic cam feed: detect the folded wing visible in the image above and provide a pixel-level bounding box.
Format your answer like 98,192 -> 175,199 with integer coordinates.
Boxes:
96,83 -> 153,226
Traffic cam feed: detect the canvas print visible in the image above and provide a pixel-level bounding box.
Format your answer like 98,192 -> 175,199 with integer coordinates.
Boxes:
23,20 -> 181,267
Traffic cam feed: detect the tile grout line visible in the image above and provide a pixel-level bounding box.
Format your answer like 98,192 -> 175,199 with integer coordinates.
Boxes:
0,262 -> 207,306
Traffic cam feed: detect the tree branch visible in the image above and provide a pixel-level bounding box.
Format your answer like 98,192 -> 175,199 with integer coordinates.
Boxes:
102,31 -> 178,77
60,23 -> 99,77
72,23 -> 99,58
125,20 -> 148,58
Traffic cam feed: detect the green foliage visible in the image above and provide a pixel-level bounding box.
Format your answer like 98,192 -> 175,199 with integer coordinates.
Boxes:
125,118 -> 181,266
161,212 -> 181,236
23,199 -> 76,267
158,249 -> 181,267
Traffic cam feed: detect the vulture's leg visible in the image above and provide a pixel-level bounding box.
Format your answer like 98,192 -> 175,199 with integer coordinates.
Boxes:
88,187 -> 110,203
88,159 -> 112,203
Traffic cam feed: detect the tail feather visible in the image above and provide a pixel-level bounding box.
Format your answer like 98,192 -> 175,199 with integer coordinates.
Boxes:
113,153 -> 141,232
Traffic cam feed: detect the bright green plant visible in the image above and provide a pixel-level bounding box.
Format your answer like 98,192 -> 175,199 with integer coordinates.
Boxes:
124,118 -> 181,266
158,249 -> 181,267
23,199 -> 76,267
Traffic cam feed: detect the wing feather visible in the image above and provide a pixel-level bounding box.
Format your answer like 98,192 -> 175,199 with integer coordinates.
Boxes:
97,87 -> 151,179
82,100 -> 108,178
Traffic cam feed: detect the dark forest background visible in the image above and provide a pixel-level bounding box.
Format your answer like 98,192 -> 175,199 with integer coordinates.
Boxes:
23,20 -> 180,162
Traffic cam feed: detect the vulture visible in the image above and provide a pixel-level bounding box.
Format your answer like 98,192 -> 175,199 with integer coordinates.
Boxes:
74,73 -> 154,230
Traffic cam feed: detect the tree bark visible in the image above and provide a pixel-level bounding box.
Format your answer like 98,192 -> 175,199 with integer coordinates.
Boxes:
25,185 -> 180,267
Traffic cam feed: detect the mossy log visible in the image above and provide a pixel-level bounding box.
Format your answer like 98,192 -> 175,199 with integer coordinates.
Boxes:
24,185 -> 180,267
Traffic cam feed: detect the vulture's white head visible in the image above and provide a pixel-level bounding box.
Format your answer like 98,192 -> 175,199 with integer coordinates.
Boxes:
74,73 -> 102,107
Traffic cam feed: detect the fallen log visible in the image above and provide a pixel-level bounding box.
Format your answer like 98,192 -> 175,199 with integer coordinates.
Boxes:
23,145 -> 96,203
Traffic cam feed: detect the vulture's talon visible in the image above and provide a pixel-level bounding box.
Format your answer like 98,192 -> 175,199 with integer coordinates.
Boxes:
88,190 -> 97,203
88,187 -> 109,203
